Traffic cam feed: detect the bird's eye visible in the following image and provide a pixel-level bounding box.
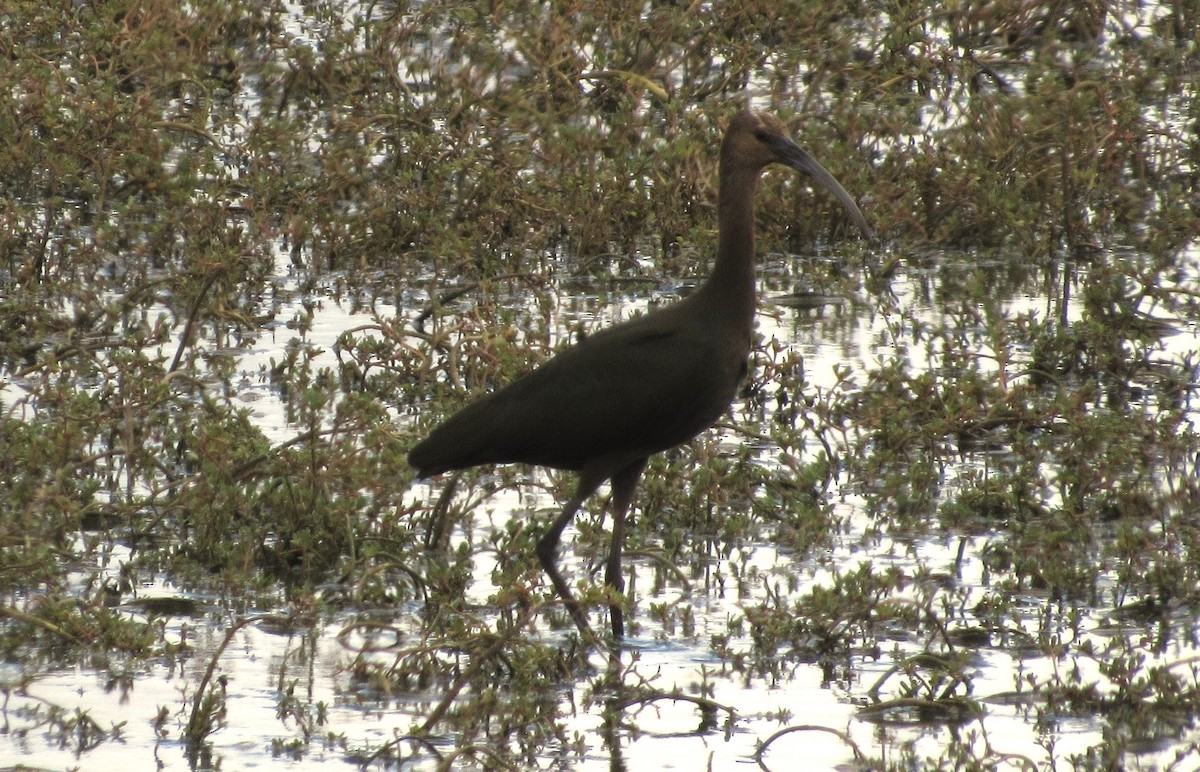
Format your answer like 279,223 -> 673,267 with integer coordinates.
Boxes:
754,129 -> 769,142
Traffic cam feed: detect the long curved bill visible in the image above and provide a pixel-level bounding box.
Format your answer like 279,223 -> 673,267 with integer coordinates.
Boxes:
767,135 -> 874,241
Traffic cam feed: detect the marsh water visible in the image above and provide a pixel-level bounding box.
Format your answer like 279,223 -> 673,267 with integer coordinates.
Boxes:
4,243 -> 1199,770
3,1 -> 1199,770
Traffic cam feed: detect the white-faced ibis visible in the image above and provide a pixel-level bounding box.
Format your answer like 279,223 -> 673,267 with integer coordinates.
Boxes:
409,109 -> 873,638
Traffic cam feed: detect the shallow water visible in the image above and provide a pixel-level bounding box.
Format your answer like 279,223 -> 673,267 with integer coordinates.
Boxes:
3,241 -> 1198,770
3,3 -> 1199,766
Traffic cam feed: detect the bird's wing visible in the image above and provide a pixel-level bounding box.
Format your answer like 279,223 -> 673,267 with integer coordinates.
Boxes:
470,316 -> 739,468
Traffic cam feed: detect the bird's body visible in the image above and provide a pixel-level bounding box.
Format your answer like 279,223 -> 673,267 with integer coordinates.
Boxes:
408,289 -> 749,474
409,109 -> 872,639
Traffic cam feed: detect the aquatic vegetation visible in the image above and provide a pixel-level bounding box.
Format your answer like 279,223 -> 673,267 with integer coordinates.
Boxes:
1,0 -> 1198,768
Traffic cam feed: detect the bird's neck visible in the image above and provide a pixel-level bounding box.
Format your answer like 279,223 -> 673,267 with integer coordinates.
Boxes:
700,165 -> 761,326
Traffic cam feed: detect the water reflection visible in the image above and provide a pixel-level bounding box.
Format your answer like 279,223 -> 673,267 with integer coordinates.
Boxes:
3,236 -> 1199,770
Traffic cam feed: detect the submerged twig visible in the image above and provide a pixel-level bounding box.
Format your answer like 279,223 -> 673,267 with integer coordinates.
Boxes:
169,270 -> 223,375
754,724 -> 865,769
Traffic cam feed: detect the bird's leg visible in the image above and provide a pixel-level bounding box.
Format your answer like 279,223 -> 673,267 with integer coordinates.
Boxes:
536,468 -> 606,637
604,459 -> 648,639
424,470 -> 462,552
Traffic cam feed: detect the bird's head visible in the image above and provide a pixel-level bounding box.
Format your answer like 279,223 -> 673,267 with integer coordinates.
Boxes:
723,109 -> 873,240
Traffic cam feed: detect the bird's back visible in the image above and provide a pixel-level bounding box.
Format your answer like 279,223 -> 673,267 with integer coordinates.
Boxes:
407,296 -> 749,477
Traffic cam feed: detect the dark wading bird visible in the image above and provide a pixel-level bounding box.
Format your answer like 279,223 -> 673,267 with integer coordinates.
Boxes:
408,109 -> 873,639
